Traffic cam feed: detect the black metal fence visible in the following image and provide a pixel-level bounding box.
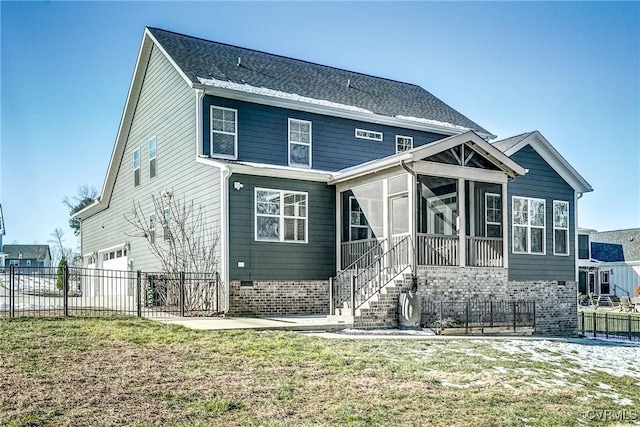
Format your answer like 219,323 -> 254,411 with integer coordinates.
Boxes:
0,265 -> 224,319
422,299 -> 536,334
578,311 -> 640,342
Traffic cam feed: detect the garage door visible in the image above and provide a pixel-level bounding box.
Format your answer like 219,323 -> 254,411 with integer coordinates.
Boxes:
100,249 -> 130,296
102,249 -> 128,271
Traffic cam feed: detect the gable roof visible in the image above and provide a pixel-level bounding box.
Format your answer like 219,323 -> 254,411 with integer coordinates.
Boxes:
491,130 -> 592,194
74,27 -> 498,221
330,131 -> 525,185
147,27 -> 493,137
3,244 -> 51,260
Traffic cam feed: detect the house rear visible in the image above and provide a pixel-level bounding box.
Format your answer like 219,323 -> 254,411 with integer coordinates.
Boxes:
73,28 -> 593,335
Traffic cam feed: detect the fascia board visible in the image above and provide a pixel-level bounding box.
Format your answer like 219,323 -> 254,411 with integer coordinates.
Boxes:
71,200 -> 104,220
194,83 -> 495,140
196,157 -> 332,182
410,131 -> 526,177
329,152 -> 412,185
145,28 -> 194,88
506,132 -> 593,193
97,30 -> 156,208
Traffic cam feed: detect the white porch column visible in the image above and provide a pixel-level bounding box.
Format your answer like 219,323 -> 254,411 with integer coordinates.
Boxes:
335,190 -> 341,271
502,182 -> 509,269
408,173 -> 417,265
458,178 -> 466,267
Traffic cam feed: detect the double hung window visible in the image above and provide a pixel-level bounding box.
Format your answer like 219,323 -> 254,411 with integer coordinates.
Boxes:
512,196 -> 545,254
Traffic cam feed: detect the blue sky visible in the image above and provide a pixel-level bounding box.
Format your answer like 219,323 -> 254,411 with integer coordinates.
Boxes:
1,1 -> 638,247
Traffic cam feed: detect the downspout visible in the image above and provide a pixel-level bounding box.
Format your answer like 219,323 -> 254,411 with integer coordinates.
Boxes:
400,160 -> 418,291
220,165 -> 232,313
575,192 -> 583,284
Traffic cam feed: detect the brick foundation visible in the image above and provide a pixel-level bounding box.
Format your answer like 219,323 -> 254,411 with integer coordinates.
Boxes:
227,280 -> 329,317
415,266 -> 578,336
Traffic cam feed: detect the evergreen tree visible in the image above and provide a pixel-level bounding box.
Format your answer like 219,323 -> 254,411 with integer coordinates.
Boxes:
56,257 -> 69,291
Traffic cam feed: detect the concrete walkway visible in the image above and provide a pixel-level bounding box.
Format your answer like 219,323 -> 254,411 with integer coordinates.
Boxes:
151,315 -> 349,331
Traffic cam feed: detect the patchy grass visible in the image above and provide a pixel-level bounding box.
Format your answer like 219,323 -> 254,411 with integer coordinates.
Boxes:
0,318 -> 639,426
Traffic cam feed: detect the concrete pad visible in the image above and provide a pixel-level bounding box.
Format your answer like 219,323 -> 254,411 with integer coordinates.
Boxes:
151,315 -> 348,331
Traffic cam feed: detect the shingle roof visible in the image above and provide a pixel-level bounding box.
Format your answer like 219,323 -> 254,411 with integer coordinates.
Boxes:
2,244 -> 51,260
491,132 -> 534,153
148,27 -> 492,136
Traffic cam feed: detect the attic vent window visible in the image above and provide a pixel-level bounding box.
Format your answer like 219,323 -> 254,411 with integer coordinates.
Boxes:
355,129 -> 383,142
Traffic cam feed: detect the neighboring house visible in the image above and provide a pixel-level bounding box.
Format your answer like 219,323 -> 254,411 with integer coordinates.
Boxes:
73,28 -> 592,335
3,244 -> 52,270
578,228 -> 640,296
0,204 -> 5,268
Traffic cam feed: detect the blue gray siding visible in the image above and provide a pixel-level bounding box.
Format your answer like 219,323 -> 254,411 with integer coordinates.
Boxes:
203,96 -> 445,171
228,174 -> 336,281
507,144 -> 576,281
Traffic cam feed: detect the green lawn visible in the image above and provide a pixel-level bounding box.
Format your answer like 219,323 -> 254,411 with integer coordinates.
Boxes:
0,318 -> 639,426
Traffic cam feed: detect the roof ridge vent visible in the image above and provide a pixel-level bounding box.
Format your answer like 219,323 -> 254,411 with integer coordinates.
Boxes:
346,78 -> 351,88
237,57 -> 242,67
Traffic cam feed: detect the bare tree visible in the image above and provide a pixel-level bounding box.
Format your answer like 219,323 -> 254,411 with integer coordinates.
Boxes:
63,185 -> 99,236
49,228 -> 75,267
125,192 -> 221,313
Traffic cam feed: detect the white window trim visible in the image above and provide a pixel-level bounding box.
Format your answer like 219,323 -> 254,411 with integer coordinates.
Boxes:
288,118 -> 312,168
553,200 -> 570,256
355,128 -> 383,141
485,192 -> 501,237
601,270 -> 610,284
255,187 -> 308,243
349,196 -> 371,241
210,105 -> 238,160
395,135 -> 413,153
148,136 -> 157,180
512,196 -> 546,255
26,260 -> 32,266
133,147 -> 141,188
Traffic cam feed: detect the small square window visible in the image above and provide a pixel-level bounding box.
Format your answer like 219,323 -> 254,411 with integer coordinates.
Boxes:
396,135 -> 413,153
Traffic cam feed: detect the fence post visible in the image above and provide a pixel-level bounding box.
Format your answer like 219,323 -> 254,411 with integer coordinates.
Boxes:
490,300 -> 494,328
593,312 -> 597,338
579,311 -> 584,335
512,300 -> 517,331
465,301 -> 470,334
532,302 -> 536,332
328,277 -> 334,316
604,313 -> 608,339
136,271 -> 142,317
629,315 -> 633,341
9,265 -> 15,319
63,265 -> 69,317
179,272 -> 185,317
215,272 -> 220,313
350,275 -> 356,317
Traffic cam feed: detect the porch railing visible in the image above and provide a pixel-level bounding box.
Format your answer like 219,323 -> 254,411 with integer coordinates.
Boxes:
332,239 -> 387,311
466,236 -> 503,267
331,236 -> 411,315
340,238 -> 385,270
417,234 -> 458,266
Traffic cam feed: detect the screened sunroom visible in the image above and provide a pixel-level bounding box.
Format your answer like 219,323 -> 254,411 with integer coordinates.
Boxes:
330,131 -> 526,272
